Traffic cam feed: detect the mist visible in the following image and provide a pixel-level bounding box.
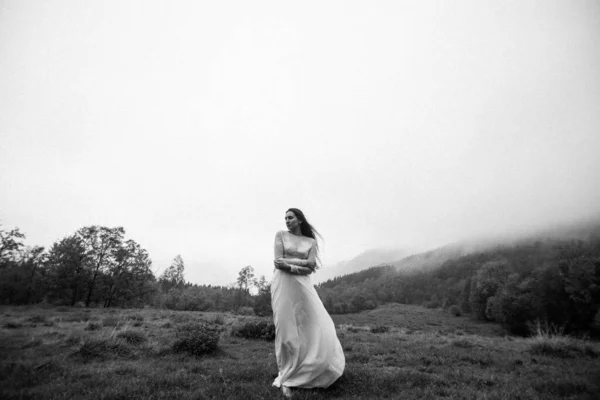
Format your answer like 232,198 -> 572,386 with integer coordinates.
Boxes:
1,0 -> 599,285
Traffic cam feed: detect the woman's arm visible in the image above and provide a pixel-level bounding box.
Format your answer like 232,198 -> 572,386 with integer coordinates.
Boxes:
274,231 -> 285,260
274,259 -> 313,275
282,254 -> 316,270
273,231 -> 314,275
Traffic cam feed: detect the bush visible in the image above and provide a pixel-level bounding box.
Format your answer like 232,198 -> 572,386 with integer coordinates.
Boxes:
370,325 -> 390,334
236,307 -> 255,316
3,321 -> 22,329
65,332 -> 83,346
102,316 -> 119,327
128,313 -> 144,322
423,300 -> 440,309
449,305 -> 462,317
231,319 -> 275,341
27,315 -> 48,324
75,338 -> 135,361
452,338 -> 475,348
529,336 -> 598,359
173,322 -> 220,356
117,330 -> 147,345
84,322 -> 102,331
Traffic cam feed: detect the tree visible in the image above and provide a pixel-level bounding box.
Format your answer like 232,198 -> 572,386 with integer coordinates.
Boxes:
0,224 -> 25,265
0,224 -> 40,304
46,235 -> 88,306
77,226 -> 125,306
469,260 -> 510,320
491,273 -> 536,335
237,265 -> 255,293
253,274 -> 272,315
235,265 -> 255,308
159,255 -> 186,293
103,239 -> 155,307
458,278 -> 472,314
559,256 -> 600,331
20,245 -> 46,304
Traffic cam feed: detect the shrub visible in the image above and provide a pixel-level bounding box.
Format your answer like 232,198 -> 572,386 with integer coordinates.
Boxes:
84,322 -> 102,331
65,332 -> 83,346
370,325 -> 391,334
423,300 -> 440,309
27,315 -> 48,324
449,305 -> 462,317
3,321 -> 22,329
117,330 -> 147,345
211,314 -> 226,325
452,338 -> 475,348
75,338 -> 135,361
102,316 -> 119,327
22,338 -> 43,349
529,337 -> 598,358
128,313 -> 144,322
231,319 -> 275,341
63,313 -> 90,323
173,322 -> 220,356
39,300 -> 54,309
346,325 -> 361,333
237,307 -> 255,316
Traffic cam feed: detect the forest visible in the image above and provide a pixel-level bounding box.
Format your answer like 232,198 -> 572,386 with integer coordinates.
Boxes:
316,229 -> 600,336
0,223 -> 270,314
2,220 -> 599,336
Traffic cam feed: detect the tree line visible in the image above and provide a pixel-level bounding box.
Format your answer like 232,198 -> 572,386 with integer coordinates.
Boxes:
4,219 -> 599,335
315,236 -> 600,336
0,222 -> 271,314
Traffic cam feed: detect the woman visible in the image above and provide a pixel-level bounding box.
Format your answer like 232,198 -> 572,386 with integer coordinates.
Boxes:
271,208 -> 345,398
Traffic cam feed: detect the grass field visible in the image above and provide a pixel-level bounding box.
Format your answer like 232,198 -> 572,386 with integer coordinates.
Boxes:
1,303 -> 599,399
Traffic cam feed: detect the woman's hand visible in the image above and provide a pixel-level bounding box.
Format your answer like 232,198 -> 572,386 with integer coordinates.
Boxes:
274,258 -> 288,270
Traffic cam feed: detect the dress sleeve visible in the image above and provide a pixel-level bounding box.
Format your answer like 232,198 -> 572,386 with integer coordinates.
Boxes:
274,231 -> 285,259
307,239 -> 317,267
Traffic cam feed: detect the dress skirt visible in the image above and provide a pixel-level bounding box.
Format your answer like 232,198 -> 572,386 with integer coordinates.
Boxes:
271,269 -> 345,389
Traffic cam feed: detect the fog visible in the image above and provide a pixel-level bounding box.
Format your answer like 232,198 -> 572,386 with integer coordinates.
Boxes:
1,0 -> 599,285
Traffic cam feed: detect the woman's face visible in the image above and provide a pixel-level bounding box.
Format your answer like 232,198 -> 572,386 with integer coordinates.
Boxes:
285,211 -> 301,231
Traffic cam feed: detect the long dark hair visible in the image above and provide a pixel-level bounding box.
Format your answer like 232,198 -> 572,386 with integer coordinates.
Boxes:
287,208 -> 323,267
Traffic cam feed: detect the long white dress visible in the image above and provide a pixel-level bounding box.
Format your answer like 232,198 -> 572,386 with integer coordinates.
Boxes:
271,230 -> 345,389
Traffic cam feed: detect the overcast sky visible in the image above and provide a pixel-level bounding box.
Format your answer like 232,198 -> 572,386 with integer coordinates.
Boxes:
1,0 -> 599,286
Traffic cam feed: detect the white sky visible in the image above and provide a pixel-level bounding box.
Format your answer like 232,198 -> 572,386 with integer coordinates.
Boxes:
1,0 -> 599,286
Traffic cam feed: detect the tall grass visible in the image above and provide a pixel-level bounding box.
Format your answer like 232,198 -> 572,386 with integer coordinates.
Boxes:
528,319 -> 598,358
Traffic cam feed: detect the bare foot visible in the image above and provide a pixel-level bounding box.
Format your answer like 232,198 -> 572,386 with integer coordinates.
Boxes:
281,386 -> 293,398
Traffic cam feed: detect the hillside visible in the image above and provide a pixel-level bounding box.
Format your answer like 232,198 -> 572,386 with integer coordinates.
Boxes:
316,218 -> 600,336
315,247 -> 416,283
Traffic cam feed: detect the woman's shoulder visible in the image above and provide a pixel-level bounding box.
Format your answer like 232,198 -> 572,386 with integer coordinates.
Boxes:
275,230 -> 314,242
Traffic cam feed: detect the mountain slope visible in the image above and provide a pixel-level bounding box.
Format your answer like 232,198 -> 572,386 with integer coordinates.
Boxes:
315,247 -> 416,283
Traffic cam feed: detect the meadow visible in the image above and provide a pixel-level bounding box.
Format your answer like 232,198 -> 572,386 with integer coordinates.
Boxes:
1,303 -> 599,399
